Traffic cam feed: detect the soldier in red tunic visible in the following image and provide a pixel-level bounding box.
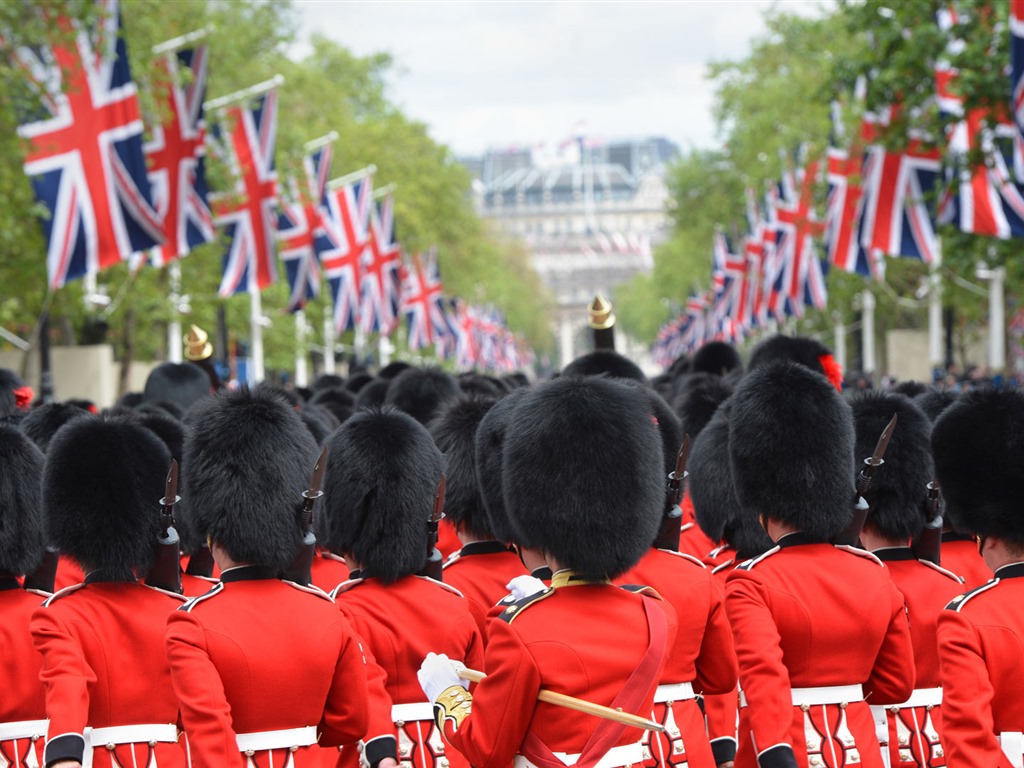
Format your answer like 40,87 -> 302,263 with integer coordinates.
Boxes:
931,389 -> 1024,768
850,391 -> 963,768
0,425 -> 50,768
724,362 -> 914,768
418,375 -> 678,768
319,406 -> 483,768
165,387 -> 370,768
431,395 -> 526,632
32,417 -> 189,768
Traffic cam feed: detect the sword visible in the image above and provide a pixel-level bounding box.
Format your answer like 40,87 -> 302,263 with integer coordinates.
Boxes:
284,446 -> 328,585
145,459 -> 182,593
836,413 -> 898,546
422,474 -> 446,581
652,435 -> 691,552
451,663 -> 665,734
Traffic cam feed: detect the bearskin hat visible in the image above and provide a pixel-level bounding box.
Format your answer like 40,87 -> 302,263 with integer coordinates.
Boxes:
44,416 -> 171,579
748,334 -> 843,391
428,395 -> 499,538
143,362 -> 211,412
474,387 -> 531,544
692,342 -> 743,377
20,402 -> 93,453
384,367 -> 460,425
182,387 -> 318,570
689,407 -> 773,560
0,425 -> 46,575
892,381 -> 928,399
320,407 -> 442,582
932,388 -> 1024,544
729,362 -> 855,540
850,391 -> 933,541
299,405 -> 339,445
314,373 -> 346,392
503,372 -> 530,389
457,373 -> 507,399
914,389 -> 958,423
354,378 -> 391,411
503,376 -> 663,579
621,380 -> 682,478
378,361 -> 413,380
345,371 -> 373,394
672,373 -> 734,440
562,350 -> 646,383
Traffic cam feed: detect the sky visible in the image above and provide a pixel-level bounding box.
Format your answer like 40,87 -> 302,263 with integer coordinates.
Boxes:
292,0 -> 829,158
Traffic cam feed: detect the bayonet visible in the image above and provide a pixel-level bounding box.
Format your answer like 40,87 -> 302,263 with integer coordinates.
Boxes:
837,413 -> 898,546
284,446 -> 328,586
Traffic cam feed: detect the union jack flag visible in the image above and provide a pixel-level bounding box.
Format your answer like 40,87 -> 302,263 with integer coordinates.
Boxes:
144,44 -> 214,267
400,249 -> 449,351
15,0 -> 163,288
775,159 -> 828,316
858,104 -> 941,263
276,144 -> 332,312
1010,0 -> 1024,178
451,299 -> 481,369
359,193 -> 402,335
318,172 -> 372,332
211,90 -> 279,297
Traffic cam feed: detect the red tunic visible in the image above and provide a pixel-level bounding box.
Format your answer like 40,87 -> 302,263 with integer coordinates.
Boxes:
676,494 -> 717,561
618,549 -> 737,768
165,565 -> 370,768
937,561 -> 1024,768
725,533 -> 915,768
53,555 -> 85,592
331,573 -> 483,768
311,550 -> 351,593
443,541 -> 526,636
702,548 -> 742,764
181,572 -> 219,598
874,548 -> 964,768
441,572 -> 678,768
940,534 -> 991,589
31,575 -> 188,768
436,518 -> 461,560
0,580 -> 48,768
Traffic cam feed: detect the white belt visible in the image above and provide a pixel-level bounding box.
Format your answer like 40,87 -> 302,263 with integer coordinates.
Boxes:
0,719 -> 48,741
741,684 -> 863,708
392,702 -> 435,723
1001,731 -> 1024,768
876,687 -> 943,711
236,726 -> 318,753
654,682 -> 695,703
514,742 -> 645,768
89,723 -> 178,747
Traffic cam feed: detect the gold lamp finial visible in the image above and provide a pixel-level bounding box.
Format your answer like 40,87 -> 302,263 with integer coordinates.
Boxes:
588,294 -> 615,331
184,324 -> 213,361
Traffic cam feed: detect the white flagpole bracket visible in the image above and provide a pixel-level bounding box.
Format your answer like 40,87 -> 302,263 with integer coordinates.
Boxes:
204,74 -> 284,112
152,26 -> 213,56
372,182 -> 397,200
328,164 -> 377,190
304,131 -> 339,152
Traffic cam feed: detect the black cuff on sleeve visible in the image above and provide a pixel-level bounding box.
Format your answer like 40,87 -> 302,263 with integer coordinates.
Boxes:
710,736 -> 737,764
45,732 -> 86,766
757,744 -> 798,768
363,735 -> 397,768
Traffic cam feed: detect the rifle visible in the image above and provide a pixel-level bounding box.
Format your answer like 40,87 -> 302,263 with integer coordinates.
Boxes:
185,545 -> 215,578
422,474 -> 446,581
23,547 -> 59,594
145,459 -> 182,594
652,435 -> 691,552
910,481 -> 943,565
835,413 -> 897,547
283,446 -> 328,586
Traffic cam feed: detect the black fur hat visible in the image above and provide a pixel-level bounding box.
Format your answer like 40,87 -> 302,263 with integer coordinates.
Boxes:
562,350 -> 646,383
621,380 -> 682,478
299,405 -> 339,445
748,334 -> 842,390
354,378 -> 391,410
143,362 -> 211,412
850,391 -> 933,541
314,373 -> 346,392
182,387 -> 318,570
474,387 -> 531,544
932,388 -> 1024,544
345,371 -> 373,393
914,389 -> 958,423
457,373 -> 507,399
729,362 -> 855,540
429,395 -> 498,538
503,376 -> 663,579
689,408 -> 773,560
20,402 -> 93,452
692,342 -> 743,377
378,361 -> 413,380
44,416 -> 171,579
0,425 -> 46,575
384,367 -> 460,425
672,374 -> 734,440
892,381 -> 928,399
320,407 -> 443,582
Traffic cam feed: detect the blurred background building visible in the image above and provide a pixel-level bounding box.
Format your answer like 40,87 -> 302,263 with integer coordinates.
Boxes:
460,135 -> 678,369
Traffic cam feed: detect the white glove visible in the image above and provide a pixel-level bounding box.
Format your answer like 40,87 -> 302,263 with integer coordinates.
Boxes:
506,575 -> 547,601
418,652 -> 467,703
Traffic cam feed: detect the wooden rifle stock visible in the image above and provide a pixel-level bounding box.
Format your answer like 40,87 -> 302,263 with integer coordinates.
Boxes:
653,436 -> 691,552
422,474 -> 446,582
145,460 -> 182,594
185,545 -> 215,578
910,482 -> 943,565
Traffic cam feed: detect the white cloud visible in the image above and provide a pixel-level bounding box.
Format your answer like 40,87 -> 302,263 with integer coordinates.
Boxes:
291,0 -> 828,156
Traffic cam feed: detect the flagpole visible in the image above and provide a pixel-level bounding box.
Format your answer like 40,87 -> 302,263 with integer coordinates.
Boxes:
303,131 -> 339,152
976,255 -> 1006,374
152,26 -> 212,56
928,240 -> 943,379
861,288 -> 876,381
328,164 -> 377,191
372,182 -> 397,200
168,260 -> 183,363
249,287 -> 265,383
322,314 -> 336,375
204,74 -> 284,112
294,309 -> 308,387
832,311 -> 847,373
